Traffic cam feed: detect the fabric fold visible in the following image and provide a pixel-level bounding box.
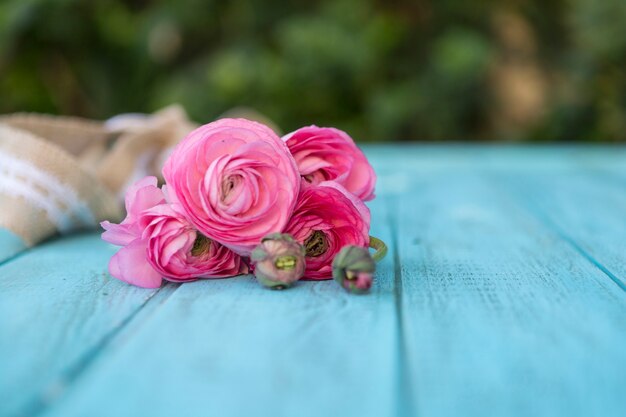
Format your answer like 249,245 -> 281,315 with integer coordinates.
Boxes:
0,104 -> 196,250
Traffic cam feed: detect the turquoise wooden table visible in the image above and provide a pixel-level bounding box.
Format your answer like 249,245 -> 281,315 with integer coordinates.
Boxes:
2,145 -> 626,417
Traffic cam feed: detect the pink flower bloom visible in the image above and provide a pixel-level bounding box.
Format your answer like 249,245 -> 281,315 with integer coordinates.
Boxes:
140,204 -> 248,282
163,118 -> 300,256
101,176 -> 247,288
282,126 -> 376,201
284,182 -> 370,279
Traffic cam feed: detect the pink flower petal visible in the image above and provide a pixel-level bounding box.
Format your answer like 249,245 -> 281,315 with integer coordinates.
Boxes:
108,239 -> 162,288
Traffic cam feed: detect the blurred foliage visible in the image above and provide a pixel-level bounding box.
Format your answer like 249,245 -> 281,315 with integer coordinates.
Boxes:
0,0 -> 625,141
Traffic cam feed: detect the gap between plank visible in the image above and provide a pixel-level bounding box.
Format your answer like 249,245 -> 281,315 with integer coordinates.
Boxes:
0,246 -> 30,269
388,197 -> 416,417
490,176 -> 626,295
16,283 -> 179,417
519,202 -> 626,293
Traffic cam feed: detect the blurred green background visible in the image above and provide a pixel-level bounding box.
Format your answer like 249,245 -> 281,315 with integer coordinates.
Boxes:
1,0 -> 625,141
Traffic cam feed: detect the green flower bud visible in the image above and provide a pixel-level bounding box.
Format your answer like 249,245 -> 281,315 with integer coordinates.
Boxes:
332,245 -> 375,294
251,233 -> 306,289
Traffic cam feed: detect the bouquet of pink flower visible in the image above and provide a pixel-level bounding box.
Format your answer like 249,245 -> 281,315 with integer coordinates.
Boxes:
101,118 -> 386,293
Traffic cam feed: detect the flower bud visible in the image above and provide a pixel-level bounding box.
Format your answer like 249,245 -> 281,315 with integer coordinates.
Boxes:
251,233 -> 306,289
332,245 -> 375,294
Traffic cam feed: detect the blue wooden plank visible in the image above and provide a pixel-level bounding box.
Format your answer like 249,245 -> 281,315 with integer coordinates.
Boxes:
0,228 -> 27,264
496,167 -> 626,289
0,234 -> 170,417
38,195 -> 399,417
393,164 -> 626,417
369,144 -> 626,177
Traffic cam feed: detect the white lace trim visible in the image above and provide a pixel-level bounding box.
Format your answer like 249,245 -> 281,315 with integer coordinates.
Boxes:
0,151 -> 95,232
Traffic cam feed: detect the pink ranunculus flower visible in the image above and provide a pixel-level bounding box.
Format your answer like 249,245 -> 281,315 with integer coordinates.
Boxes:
163,118 -> 300,256
139,203 -> 249,282
282,126 -> 376,201
101,176 -> 248,288
284,182 -> 370,280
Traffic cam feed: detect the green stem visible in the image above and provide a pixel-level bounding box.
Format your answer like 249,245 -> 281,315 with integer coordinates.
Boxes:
369,236 -> 388,262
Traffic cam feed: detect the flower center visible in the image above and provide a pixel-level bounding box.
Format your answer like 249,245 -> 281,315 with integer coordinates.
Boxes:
221,174 -> 241,201
274,255 -> 297,271
304,230 -> 328,257
302,170 -> 329,184
191,234 -> 212,256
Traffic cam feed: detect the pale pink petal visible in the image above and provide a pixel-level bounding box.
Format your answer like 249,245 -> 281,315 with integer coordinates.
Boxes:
108,239 -> 162,288
284,183 -> 370,280
100,221 -> 135,246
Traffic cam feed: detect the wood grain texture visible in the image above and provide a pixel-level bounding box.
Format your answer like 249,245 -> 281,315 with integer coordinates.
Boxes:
0,234 -> 167,417
389,153 -> 626,417
2,146 -> 626,417
495,167 -> 626,289
40,195 -> 398,417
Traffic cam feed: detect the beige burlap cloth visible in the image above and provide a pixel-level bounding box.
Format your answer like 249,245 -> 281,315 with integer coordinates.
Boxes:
0,105 -> 196,247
